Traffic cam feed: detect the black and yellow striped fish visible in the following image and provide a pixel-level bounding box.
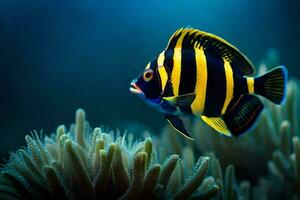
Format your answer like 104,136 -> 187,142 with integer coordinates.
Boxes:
130,28 -> 287,139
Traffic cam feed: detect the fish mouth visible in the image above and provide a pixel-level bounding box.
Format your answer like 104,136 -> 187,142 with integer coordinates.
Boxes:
130,81 -> 144,97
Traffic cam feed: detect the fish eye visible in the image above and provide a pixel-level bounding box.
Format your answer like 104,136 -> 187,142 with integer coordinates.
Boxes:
143,69 -> 154,82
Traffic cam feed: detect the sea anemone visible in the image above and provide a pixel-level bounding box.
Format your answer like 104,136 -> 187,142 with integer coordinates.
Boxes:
0,109 -> 220,200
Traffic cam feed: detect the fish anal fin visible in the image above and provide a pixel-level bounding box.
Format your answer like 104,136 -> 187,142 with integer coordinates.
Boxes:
163,93 -> 196,107
165,28 -> 254,75
201,116 -> 231,137
165,114 -> 194,140
224,95 -> 264,137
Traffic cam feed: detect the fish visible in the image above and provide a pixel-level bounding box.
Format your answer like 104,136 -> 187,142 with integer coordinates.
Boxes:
130,28 -> 288,139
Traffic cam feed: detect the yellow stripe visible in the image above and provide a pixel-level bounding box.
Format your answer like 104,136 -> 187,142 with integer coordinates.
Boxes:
172,49 -> 181,96
171,32 -> 186,96
157,51 -> 165,66
221,60 -> 234,114
247,77 -> 254,94
191,47 -> 207,115
145,62 -> 150,69
156,51 -> 167,92
158,66 -> 168,93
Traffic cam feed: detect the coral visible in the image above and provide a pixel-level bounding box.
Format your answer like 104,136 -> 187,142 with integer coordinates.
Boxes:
160,80 -> 300,199
158,50 -> 300,199
0,109 -> 220,200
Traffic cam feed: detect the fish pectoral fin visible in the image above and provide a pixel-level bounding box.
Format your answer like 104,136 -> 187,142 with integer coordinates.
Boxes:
223,95 -> 264,137
163,93 -> 196,106
165,114 -> 194,140
201,116 -> 232,137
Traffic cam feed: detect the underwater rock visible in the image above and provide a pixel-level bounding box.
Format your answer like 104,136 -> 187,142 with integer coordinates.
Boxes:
0,109 -> 220,200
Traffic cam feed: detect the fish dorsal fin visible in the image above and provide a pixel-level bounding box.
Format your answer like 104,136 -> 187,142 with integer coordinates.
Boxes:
223,95 -> 264,137
201,116 -> 231,137
166,28 -> 255,75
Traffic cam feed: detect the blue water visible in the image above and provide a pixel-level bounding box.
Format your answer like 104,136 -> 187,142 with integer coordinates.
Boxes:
0,0 -> 299,160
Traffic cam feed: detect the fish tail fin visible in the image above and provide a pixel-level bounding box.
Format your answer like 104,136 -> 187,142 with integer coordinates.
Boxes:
254,66 -> 288,105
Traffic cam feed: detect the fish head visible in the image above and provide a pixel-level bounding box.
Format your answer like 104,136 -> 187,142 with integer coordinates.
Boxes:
130,62 -> 167,105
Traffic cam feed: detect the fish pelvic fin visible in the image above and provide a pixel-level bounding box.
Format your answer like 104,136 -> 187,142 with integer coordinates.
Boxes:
165,114 -> 194,140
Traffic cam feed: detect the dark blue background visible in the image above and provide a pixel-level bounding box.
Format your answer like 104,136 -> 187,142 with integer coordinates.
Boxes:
0,0 -> 299,160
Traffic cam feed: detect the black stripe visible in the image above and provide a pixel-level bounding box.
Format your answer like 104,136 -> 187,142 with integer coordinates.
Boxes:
163,80 -> 174,97
164,50 -> 174,72
179,50 -> 196,95
203,50 -> 226,117
254,78 -> 259,94
182,31 -> 197,49
231,64 -> 248,97
179,33 -> 197,115
167,32 -> 182,50
179,34 -> 197,95
163,49 -> 174,97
